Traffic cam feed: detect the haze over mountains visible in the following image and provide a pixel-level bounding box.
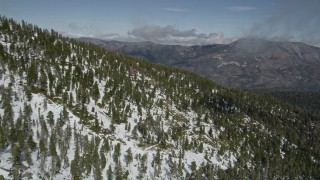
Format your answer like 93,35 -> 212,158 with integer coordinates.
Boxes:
80,37 -> 320,91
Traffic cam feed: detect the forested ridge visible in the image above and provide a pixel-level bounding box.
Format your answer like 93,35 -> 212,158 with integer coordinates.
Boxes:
0,16 -> 319,179
261,91 -> 320,117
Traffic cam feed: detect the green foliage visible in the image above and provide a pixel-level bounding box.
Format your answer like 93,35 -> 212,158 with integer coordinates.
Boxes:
39,69 -> 48,92
70,145 -> 82,179
264,91 -> 320,117
107,165 -> 113,180
26,60 -> 38,86
100,152 -> 106,170
125,147 -> 133,166
47,111 -> 54,126
191,161 -> 197,172
154,148 -> 161,166
49,133 -> 57,156
92,81 -> 100,101
0,126 -> 5,150
0,43 -> 4,58
39,139 -> 46,154
11,144 -> 21,165
137,153 -> 148,179
113,143 -> 121,163
27,135 -> 37,151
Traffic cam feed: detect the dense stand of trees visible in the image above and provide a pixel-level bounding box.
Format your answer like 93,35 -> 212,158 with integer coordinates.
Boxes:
261,91 -> 320,117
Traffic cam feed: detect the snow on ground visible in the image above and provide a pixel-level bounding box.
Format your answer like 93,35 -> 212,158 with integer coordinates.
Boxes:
0,35 -> 238,179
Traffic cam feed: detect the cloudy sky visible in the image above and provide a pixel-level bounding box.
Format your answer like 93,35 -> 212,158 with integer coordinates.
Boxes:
1,0 -> 320,46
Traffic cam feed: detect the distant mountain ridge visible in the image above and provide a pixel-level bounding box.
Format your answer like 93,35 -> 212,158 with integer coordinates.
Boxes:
80,37 -> 320,91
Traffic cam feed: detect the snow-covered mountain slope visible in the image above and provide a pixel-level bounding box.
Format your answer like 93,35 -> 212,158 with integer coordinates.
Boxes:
0,17 -> 319,179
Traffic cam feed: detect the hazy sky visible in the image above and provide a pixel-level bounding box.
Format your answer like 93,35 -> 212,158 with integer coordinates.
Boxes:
1,0 -> 319,46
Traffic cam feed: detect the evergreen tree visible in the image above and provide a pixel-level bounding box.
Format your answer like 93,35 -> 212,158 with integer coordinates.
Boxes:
70,144 -> 81,179
49,132 -> 57,156
39,69 -> 47,91
100,152 -> 106,170
11,144 -> 21,166
39,139 -> 46,155
47,111 -> 54,126
0,43 -> 4,58
137,153 -> 148,179
191,161 -> 197,172
27,135 -> 36,151
27,60 -> 38,86
126,147 -> 133,166
2,88 -> 14,134
0,126 -> 5,150
115,163 -> 123,180
107,165 -> 113,180
113,143 -> 121,163
92,81 -> 100,101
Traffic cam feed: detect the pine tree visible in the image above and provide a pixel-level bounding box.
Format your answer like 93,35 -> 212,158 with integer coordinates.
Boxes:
92,81 -> 100,101
39,69 -> 47,92
113,143 -> 121,163
39,139 -> 46,155
2,88 -> 14,134
23,103 -> 32,119
49,132 -> 57,156
155,148 -> 161,166
47,111 -> 54,126
27,60 -> 38,86
0,126 -> 5,150
11,144 -> 21,166
191,161 -> 197,172
126,147 -> 133,166
94,159 -> 103,180
0,43 -> 4,58
27,135 -> 36,151
107,165 -> 113,180
115,163 -> 123,180
199,142 -> 204,153
100,152 -> 106,170
137,153 -> 148,179
70,144 -> 81,179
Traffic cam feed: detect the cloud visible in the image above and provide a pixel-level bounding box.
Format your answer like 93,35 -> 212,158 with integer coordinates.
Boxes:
64,24 -> 235,46
245,0 -> 320,46
96,33 -> 121,40
162,8 -> 187,13
67,23 -> 83,31
226,6 -> 256,12
127,25 -> 234,46
66,23 -> 96,35
128,25 -> 196,39
60,31 -> 86,38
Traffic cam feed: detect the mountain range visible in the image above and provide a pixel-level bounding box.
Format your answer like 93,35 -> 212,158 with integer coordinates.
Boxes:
0,17 -> 320,179
80,37 -> 320,91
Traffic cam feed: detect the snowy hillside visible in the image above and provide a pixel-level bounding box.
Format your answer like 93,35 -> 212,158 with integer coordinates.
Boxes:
0,17 -> 319,179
